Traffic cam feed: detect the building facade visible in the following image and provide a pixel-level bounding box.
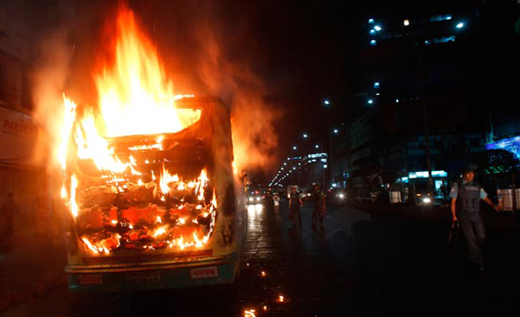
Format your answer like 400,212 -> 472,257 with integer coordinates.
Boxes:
341,2 -> 494,200
0,2 -> 51,238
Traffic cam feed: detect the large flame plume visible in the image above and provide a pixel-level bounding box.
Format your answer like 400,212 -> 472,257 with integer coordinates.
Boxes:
46,4 -> 218,256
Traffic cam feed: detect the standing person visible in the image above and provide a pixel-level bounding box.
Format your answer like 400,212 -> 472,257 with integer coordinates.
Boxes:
450,166 -> 498,272
273,192 -> 280,213
312,184 -> 326,230
1,192 -> 19,239
288,187 -> 303,229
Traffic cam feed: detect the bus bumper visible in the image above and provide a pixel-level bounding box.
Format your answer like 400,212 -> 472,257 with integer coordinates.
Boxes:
66,253 -> 238,293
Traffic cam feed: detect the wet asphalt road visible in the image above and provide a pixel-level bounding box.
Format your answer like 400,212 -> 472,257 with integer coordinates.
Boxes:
1,200 -> 519,317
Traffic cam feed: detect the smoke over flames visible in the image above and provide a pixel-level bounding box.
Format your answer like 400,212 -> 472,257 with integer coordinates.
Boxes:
195,21 -> 281,174
32,30 -> 74,170
31,1 -> 282,177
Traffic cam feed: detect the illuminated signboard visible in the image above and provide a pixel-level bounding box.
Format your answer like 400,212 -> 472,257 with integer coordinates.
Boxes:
408,170 -> 448,179
485,136 -> 520,160
307,153 -> 328,159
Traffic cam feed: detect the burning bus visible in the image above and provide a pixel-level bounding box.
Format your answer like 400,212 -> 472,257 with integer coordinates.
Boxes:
55,6 -> 246,291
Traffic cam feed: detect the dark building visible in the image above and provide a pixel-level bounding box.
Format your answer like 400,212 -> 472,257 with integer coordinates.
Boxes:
334,1 -> 509,200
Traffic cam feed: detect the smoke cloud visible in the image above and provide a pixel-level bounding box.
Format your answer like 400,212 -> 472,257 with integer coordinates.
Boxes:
194,20 -> 282,174
32,30 -> 74,169
31,1 -> 282,176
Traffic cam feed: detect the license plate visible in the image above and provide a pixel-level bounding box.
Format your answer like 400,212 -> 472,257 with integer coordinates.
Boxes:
78,274 -> 103,285
190,266 -> 218,279
126,271 -> 161,284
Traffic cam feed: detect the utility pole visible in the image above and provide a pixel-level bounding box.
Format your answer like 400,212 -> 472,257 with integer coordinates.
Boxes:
324,99 -> 332,190
423,102 -> 433,193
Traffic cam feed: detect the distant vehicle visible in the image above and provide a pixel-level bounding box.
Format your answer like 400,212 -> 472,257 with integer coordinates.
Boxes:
327,188 -> 347,205
246,191 -> 263,205
413,183 -> 435,205
300,187 -> 312,201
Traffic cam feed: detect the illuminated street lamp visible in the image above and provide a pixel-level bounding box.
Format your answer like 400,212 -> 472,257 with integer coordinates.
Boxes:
303,133 -> 308,139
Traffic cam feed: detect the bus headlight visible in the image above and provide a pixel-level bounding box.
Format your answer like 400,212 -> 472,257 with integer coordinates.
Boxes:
422,197 -> 432,204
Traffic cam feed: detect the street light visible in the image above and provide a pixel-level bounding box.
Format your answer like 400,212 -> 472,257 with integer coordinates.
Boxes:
303,133 -> 308,139
315,144 -> 319,149
292,146 -> 297,150
323,99 -> 330,106
333,129 -> 339,134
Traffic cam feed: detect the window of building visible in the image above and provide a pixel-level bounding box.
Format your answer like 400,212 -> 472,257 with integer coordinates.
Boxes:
429,14 -> 452,22
433,36 -> 456,44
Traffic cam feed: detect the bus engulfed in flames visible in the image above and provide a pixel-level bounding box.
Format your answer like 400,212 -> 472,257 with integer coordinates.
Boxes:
56,5 -> 245,291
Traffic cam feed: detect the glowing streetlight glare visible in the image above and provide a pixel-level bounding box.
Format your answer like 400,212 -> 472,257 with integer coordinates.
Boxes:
315,144 -> 319,149
456,22 -> 464,29
374,25 -> 382,31
323,99 -> 330,105
303,133 -> 308,138
403,19 -> 410,26
292,146 -> 297,150
333,129 -> 339,134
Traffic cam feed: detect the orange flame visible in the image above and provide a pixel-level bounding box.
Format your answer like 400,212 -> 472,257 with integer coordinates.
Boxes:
57,4 -> 223,256
94,6 -> 199,138
57,95 -> 77,171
